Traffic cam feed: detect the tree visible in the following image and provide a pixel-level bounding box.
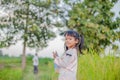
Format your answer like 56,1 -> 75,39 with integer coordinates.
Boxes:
65,0 -> 120,52
0,50 -> 3,56
0,0 -> 62,69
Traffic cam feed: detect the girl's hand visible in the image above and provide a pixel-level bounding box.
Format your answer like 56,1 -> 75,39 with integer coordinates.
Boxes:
53,51 -> 58,59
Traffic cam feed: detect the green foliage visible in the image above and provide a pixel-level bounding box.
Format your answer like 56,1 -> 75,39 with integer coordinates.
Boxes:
67,0 -> 120,51
0,54 -> 120,80
0,0 -> 58,68
0,0 -> 57,48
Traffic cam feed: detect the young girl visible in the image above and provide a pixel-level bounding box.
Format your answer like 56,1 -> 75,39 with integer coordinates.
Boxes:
53,30 -> 84,80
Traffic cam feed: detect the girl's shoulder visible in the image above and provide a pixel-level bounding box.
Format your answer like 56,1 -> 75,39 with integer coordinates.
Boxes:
66,48 -> 77,55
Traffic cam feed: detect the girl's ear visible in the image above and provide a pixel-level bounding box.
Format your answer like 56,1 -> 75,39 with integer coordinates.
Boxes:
75,39 -> 79,44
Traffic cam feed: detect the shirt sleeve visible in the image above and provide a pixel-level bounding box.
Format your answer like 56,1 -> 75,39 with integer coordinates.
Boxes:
54,50 -> 76,68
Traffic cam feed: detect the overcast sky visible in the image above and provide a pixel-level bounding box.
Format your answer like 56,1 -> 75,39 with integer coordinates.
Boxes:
1,0 -> 120,58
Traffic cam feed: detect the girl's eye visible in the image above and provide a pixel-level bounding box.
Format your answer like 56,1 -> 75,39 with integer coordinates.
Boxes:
66,38 -> 72,40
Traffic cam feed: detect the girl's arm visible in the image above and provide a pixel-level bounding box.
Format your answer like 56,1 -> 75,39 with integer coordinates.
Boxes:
54,50 -> 76,68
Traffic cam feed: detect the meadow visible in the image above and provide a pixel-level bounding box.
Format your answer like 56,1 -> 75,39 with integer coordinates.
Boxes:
0,52 -> 120,80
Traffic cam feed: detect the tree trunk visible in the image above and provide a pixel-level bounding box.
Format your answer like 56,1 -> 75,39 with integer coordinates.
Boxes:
22,41 -> 26,70
21,1 -> 29,70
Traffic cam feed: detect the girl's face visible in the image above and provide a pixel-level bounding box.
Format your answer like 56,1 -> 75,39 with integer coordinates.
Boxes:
65,35 -> 79,49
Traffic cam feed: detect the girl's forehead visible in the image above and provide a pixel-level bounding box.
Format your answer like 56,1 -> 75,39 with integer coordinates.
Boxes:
64,31 -> 79,38
65,35 -> 75,38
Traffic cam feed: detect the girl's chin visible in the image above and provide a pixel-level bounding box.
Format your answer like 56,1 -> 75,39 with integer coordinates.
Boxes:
66,46 -> 72,48
66,45 -> 70,47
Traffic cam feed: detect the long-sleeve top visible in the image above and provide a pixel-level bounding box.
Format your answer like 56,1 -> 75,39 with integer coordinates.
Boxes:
54,48 -> 78,80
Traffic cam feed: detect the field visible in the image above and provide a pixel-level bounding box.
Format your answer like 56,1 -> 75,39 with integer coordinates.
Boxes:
0,53 -> 120,80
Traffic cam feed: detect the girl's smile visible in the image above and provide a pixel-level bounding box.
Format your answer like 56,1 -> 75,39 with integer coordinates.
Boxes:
65,35 -> 78,49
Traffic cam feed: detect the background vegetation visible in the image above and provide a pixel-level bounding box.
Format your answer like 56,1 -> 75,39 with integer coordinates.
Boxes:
0,51 -> 120,80
0,0 -> 120,80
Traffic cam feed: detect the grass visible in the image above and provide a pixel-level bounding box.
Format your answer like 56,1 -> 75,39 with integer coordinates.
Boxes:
22,58 -> 58,80
0,52 -> 120,80
0,56 -> 22,80
0,68 -> 22,80
77,54 -> 120,80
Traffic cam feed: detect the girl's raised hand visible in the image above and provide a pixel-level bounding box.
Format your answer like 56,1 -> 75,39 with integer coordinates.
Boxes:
53,51 -> 58,58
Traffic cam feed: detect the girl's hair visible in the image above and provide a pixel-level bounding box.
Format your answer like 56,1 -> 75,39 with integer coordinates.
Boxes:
64,30 -> 84,54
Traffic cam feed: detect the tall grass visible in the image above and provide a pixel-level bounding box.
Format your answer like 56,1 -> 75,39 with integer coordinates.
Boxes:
0,52 -> 120,80
77,53 -> 120,80
0,56 -> 22,80
0,68 -> 22,80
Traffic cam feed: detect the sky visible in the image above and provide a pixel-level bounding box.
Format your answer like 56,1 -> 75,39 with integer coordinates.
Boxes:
111,0 -> 120,19
1,0 -> 120,58
2,34 -> 64,58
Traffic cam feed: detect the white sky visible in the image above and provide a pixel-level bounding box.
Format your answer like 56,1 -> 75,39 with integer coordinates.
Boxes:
2,34 -> 64,58
111,0 -> 120,19
1,0 -> 120,58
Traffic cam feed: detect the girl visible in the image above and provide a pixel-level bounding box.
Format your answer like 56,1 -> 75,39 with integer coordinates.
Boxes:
53,30 -> 84,80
